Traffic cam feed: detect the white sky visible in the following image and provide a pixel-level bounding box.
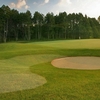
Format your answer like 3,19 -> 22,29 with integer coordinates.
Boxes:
0,0 -> 100,19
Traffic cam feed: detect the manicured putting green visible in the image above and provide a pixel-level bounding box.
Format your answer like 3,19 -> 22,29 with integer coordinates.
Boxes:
0,54 -> 60,93
52,57 -> 100,70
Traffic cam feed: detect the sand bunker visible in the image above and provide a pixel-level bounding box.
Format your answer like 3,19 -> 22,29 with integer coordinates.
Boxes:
51,57 -> 100,70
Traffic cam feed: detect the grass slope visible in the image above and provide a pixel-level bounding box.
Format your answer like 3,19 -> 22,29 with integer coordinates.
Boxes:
0,39 -> 100,100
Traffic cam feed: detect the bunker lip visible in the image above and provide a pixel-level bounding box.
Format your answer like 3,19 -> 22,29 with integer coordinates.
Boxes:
51,57 -> 100,70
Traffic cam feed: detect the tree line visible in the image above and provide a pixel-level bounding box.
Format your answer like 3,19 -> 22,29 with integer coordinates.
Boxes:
0,5 -> 100,43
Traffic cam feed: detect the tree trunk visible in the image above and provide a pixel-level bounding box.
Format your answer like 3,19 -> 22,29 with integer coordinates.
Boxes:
3,20 -> 8,43
15,28 -> 18,41
15,32 -> 18,41
28,26 -> 31,41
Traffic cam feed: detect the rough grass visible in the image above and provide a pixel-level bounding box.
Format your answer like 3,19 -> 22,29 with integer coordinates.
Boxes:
0,39 -> 100,100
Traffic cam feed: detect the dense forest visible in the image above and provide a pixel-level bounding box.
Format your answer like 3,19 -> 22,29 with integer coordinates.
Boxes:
0,5 -> 100,43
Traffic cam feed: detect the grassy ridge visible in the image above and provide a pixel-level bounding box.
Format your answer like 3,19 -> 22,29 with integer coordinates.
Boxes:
0,39 -> 100,100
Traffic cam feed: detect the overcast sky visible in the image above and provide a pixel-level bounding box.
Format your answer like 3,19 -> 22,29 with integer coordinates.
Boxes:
0,0 -> 100,19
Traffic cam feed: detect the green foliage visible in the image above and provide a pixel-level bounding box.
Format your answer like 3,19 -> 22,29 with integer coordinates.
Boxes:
0,5 -> 100,43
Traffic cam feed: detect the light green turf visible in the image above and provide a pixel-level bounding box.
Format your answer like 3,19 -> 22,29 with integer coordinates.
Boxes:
36,39 -> 100,49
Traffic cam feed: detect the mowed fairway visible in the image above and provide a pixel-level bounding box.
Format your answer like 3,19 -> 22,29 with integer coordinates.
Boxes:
0,39 -> 100,100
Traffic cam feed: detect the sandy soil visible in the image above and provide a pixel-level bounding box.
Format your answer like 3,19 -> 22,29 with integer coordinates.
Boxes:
51,57 -> 100,70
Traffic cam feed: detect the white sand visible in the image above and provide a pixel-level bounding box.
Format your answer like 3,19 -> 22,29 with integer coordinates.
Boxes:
51,57 -> 100,70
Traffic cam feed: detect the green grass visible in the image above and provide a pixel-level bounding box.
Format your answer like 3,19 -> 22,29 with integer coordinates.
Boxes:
0,39 -> 100,100
34,39 -> 100,49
